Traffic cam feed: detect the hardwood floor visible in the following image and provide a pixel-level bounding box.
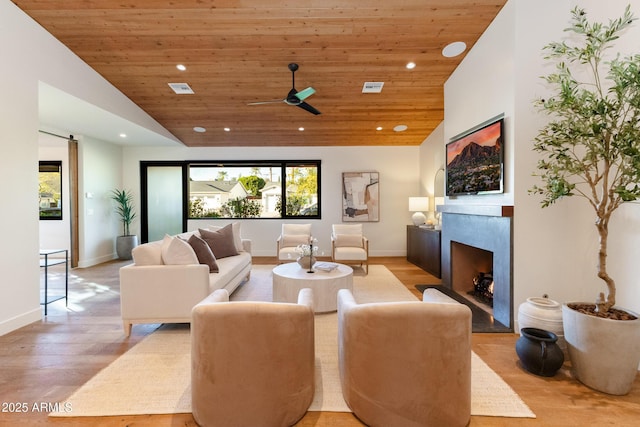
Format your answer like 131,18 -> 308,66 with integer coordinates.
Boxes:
0,257 -> 638,426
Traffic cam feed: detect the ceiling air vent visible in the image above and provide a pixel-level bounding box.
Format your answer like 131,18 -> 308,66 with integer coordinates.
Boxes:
168,83 -> 194,94
362,82 -> 384,93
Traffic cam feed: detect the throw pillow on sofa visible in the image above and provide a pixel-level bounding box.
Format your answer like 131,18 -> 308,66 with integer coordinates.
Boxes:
208,222 -> 243,253
161,234 -> 199,265
187,234 -> 219,273
199,224 -> 239,259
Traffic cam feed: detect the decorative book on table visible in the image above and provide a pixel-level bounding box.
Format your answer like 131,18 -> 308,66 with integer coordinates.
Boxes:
314,262 -> 339,272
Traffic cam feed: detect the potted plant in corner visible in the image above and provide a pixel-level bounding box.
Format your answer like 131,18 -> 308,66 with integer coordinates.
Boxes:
531,6 -> 640,395
111,188 -> 138,260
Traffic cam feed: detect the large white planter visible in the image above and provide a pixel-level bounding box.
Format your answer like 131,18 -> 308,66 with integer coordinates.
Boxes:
562,303 -> 640,395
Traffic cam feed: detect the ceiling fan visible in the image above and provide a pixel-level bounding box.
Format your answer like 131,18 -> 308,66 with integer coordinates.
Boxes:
248,63 -> 321,115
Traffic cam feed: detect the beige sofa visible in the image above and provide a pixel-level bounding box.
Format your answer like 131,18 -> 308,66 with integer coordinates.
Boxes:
119,223 -> 251,336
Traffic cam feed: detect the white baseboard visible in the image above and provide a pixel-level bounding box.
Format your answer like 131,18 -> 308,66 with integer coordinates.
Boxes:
77,253 -> 118,268
0,307 -> 41,337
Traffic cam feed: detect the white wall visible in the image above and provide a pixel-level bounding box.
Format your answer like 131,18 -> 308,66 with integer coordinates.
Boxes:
443,0 -> 640,326
419,122 -> 445,219
78,136 -> 123,267
122,145 -> 421,257
0,3 -> 41,334
444,0 -> 516,208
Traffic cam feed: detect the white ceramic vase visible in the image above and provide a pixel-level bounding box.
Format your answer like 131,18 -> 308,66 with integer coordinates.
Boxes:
518,297 -> 565,356
562,303 -> 640,395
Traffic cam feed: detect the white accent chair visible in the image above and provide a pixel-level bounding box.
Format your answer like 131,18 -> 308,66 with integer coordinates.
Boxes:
331,224 -> 369,274
191,288 -> 315,427
276,223 -> 312,262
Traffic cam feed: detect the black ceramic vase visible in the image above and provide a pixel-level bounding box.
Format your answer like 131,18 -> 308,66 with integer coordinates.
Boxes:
516,327 -> 564,377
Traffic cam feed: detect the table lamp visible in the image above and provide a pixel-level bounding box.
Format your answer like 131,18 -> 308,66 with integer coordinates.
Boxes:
409,197 -> 429,226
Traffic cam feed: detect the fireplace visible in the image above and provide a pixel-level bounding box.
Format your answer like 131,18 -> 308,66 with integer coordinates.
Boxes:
451,242 -> 494,309
438,205 -> 513,330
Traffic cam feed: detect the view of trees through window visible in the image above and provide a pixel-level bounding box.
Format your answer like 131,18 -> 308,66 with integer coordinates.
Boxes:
188,161 -> 319,219
39,161 -> 62,220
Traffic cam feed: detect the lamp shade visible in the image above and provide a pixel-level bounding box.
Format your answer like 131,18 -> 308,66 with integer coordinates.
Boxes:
408,197 -> 429,212
409,196 -> 429,226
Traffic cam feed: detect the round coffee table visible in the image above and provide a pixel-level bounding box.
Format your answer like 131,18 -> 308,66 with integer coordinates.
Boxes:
272,262 -> 353,313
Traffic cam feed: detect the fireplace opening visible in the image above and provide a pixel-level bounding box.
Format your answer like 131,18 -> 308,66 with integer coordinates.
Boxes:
471,271 -> 494,307
451,241 -> 494,315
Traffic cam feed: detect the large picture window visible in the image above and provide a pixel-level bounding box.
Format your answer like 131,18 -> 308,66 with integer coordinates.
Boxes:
39,161 -> 62,220
187,160 -> 320,219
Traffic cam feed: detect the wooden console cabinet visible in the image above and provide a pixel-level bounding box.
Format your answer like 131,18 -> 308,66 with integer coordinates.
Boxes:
407,225 -> 441,278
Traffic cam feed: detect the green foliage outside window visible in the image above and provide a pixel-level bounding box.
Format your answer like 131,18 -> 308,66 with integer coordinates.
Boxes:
238,175 -> 266,197
221,197 -> 262,218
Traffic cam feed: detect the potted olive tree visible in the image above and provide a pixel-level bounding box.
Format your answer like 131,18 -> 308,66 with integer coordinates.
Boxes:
111,188 -> 138,260
531,5 -> 640,395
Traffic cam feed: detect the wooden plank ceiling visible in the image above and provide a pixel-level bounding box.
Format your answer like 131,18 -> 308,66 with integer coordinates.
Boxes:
13,0 -> 506,147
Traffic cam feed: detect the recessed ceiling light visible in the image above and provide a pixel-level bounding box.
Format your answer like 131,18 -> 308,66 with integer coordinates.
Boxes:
393,125 -> 408,132
442,41 -> 467,58
176,64 -> 186,71
193,126 -> 206,133
119,133 -> 127,138
406,62 -> 416,69
376,126 -> 383,131
224,127 -> 231,132
298,127 -> 305,131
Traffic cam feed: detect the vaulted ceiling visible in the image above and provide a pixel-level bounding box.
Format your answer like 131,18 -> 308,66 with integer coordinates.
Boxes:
14,0 -> 506,147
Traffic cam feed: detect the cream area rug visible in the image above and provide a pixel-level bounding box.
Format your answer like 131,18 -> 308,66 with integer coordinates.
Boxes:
50,265 -> 535,418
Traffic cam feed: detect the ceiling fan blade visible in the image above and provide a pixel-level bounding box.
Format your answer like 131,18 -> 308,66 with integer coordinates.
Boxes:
295,87 -> 316,101
247,99 -> 285,105
297,102 -> 321,115
249,64 -> 320,112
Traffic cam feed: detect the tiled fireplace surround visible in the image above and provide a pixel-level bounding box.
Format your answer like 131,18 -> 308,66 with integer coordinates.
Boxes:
438,205 -> 514,330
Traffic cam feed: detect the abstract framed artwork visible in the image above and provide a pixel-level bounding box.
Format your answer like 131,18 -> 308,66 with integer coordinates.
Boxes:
341,172 -> 379,222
